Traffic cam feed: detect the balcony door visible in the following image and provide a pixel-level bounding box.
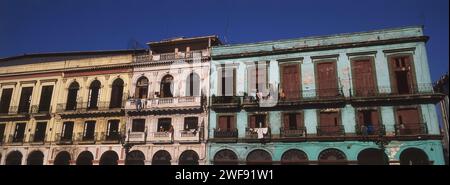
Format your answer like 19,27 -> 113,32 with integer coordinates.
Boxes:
83,121 -> 96,140
88,80 -> 101,109
109,79 -> 124,108
319,111 -> 340,136
38,85 -> 53,112
357,109 -> 380,135
106,120 -> 120,140
61,122 -> 74,141
390,56 -> 415,94
352,59 -> 376,96
160,75 -> 174,98
0,88 -> 13,114
66,82 -> 79,111
34,122 -> 47,142
18,87 -> 33,113
283,113 -> 303,130
281,64 -> 300,100
316,62 -> 338,97
13,123 -> 26,142
218,116 -> 235,131
0,124 -> 5,143
396,108 -> 422,135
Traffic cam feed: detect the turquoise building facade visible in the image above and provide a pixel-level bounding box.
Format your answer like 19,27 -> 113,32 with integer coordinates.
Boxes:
207,26 -> 445,165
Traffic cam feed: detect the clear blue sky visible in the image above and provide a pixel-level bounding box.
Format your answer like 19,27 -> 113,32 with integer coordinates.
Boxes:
0,0 -> 448,81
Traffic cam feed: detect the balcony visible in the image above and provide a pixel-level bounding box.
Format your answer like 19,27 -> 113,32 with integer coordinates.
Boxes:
316,125 -> 345,137
350,83 -> 443,106
280,127 -> 307,138
210,96 -> 241,111
245,127 -> 271,142
7,134 -> 25,144
178,130 -> 200,143
98,132 -> 121,144
30,105 -> 52,114
74,132 -> 97,144
28,133 -> 47,144
126,132 -> 146,143
355,124 -> 386,136
126,97 -> 202,112
394,123 -> 428,136
149,132 -> 173,144
213,128 -> 238,139
55,133 -> 73,145
56,101 -> 124,117
135,50 -> 208,63
0,135 -> 5,145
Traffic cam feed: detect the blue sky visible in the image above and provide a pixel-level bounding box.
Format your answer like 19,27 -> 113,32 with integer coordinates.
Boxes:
0,0 -> 448,81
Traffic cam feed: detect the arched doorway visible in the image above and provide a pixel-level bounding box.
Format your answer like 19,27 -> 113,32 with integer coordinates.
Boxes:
76,151 -> 94,165
54,151 -> 71,165
246,149 -> 272,165
27,150 -> 44,165
179,150 -> 199,165
152,150 -> 172,165
126,150 -> 145,165
66,81 -> 79,110
281,149 -> 308,165
160,75 -> 174,98
5,151 -> 23,165
186,73 -> 200,97
318,148 -> 347,165
213,149 -> 238,165
357,148 -> 389,165
88,80 -> 101,109
400,148 -> 430,165
110,78 -> 124,108
99,151 -> 119,165
135,77 -> 149,99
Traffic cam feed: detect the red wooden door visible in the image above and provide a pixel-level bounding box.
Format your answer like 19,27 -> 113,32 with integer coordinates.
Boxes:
391,56 -> 414,94
319,112 -> 339,135
317,62 -> 338,97
352,60 -> 376,96
396,108 -> 421,134
282,65 -> 300,100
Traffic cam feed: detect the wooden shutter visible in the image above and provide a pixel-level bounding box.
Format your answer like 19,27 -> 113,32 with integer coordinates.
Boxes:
296,113 -> 303,128
317,62 -> 337,97
283,114 -> 290,129
249,115 -> 256,128
352,60 -> 375,96
397,108 -> 420,125
229,116 -> 236,129
218,116 -> 227,130
371,110 -> 380,126
282,65 -> 300,100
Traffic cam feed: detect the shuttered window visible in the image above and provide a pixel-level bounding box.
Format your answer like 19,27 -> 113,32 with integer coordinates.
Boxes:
317,62 -> 338,97
352,59 -> 376,96
281,64 -> 300,99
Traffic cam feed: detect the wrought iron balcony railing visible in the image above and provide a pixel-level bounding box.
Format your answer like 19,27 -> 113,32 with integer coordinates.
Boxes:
355,124 -> 386,136
56,101 -> 125,113
213,128 -> 238,138
211,96 -> 241,105
74,132 -> 97,142
245,127 -> 271,139
125,96 -> 202,110
394,122 -> 428,136
351,83 -> 435,97
55,133 -> 74,144
316,125 -> 345,136
280,127 -> 307,138
98,132 -> 121,142
134,50 -> 207,63
8,134 -> 25,143
30,105 -> 52,114
28,133 -> 47,143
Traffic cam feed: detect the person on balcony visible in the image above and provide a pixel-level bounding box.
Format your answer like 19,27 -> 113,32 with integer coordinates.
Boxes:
136,98 -> 142,111
279,88 -> 286,100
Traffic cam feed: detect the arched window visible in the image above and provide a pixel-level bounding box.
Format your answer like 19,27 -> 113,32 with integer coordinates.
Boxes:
76,151 -> 94,165
357,148 -> 388,165
213,149 -> 238,165
246,149 -> 272,165
110,78 -> 124,108
99,151 -> 119,165
5,151 -> 23,165
126,150 -> 145,165
135,77 -> 149,99
160,75 -> 174,98
400,148 -> 430,165
281,149 -> 308,165
66,82 -> 79,110
88,80 -> 101,109
27,150 -> 44,165
179,150 -> 199,165
152,150 -> 172,165
318,148 -> 347,165
54,151 -> 71,165
186,73 -> 200,97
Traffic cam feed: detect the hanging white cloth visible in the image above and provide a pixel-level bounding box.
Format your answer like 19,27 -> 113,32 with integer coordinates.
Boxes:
256,128 -> 268,139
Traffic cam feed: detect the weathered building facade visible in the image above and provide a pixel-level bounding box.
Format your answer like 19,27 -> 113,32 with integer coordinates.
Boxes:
123,36 -> 221,165
0,50 -> 137,165
208,26 -> 445,165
